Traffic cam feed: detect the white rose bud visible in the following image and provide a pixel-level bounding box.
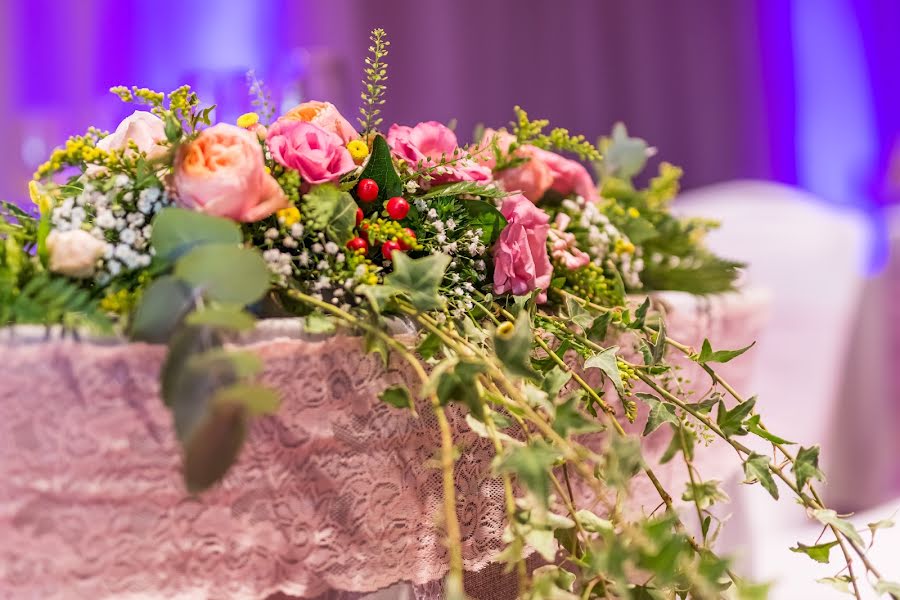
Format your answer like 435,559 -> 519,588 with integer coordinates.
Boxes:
46,230 -> 107,279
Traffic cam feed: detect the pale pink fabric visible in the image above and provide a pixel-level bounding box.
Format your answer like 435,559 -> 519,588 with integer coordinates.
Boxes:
0,291 -> 765,599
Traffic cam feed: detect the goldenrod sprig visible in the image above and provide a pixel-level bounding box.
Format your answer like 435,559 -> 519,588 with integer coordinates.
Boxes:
512,106 -> 602,162
358,28 -> 390,140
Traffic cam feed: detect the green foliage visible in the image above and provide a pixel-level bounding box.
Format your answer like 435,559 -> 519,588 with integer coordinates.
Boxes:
379,384 -> 414,410
697,338 -> 755,364
716,397 -> 756,437
599,122 -> 649,180
361,252 -> 450,313
0,273 -> 112,332
813,509 -> 865,548
356,134 -> 403,206
584,346 -> 625,397
461,199 -> 507,246
793,445 -> 825,491
512,106 -> 602,162
496,440 -> 561,507
637,392 -> 678,436
427,357 -> 487,418
358,28 -> 390,138
682,480 -> 729,510
743,453 -> 779,499
174,244 -> 270,305
416,181 -> 507,200
151,207 -> 242,262
790,540 -> 839,564
129,275 -> 194,342
302,184 -> 359,245
493,312 -> 539,380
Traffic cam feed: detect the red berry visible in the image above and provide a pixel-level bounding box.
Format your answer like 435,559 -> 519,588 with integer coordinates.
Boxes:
357,178 -> 379,202
385,196 -> 410,220
398,227 -> 417,250
346,237 -> 369,253
381,239 -> 401,260
356,207 -> 364,226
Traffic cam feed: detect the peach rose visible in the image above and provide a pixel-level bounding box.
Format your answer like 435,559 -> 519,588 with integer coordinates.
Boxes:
46,229 -> 107,279
478,128 -> 599,204
280,101 -> 359,144
173,124 -> 287,222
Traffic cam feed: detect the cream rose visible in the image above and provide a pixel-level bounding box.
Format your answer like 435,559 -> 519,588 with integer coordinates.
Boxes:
46,229 -> 107,279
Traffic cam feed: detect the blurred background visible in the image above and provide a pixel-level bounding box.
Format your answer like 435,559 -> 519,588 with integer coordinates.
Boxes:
3,0 -> 900,595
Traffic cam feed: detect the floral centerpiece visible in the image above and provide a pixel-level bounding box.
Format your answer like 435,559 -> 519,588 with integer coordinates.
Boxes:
2,28 -> 897,600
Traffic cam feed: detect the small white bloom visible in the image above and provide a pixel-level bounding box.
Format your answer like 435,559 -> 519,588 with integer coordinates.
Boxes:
312,243 -> 324,253
324,241 -> 339,255
119,229 -> 136,245
114,174 -> 130,188
291,223 -> 304,238
446,218 -> 456,230
45,229 -> 107,279
317,260 -> 329,270
299,251 -> 310,266
265,228 -> 279,240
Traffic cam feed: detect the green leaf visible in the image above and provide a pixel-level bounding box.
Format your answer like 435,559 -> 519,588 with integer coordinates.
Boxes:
623,217 -> 658,245
303,312 -> 336,334
461,199 -> 508,246
660,423 -> 695,464
174,244 -> 270,306
636,392 -> 678,436
36,208 -> 51,267
552,395 -> 603,437
868,516 -> 896,536
377,252 -> 450,312
875,580 -> 900,596
356,134 -> 403,205
603,435 -> 643,488
736,582 -> 771,600
496,441 -> 561,506
605,122 -> 649,179
790,540 -> 839,564
416,331 -> 443,360
745,414 -> 795,445
428,357 -> 487,418
129,275 -> 194,343
564,295 -> 595,330
817,576 -> 852,595
743,453 -> 779,499
379,384 -> 414,410
793,445 -> 825,491
650,319 -> 667,365
525,528 -> 558,562
493,313 -> 539,380
416,180 -> 507,200
185,306 -> 256,332
302,184 -> 358,245
697,338 -> 755,364
716,397 -> 756,437
151,207 -> 242,262
630,297 -> 650,329
584,346 -> 625,397
182,398 -> 247,493
813,509 -> 864,548
214,383 -> 279,415
164,112 -> 182,142
540,365 -> 571,399
682,480 -> 729,509
574,510 -> 613,533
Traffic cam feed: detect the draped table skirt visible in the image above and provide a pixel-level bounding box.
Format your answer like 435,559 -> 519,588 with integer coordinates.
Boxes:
0,291 -> 767,599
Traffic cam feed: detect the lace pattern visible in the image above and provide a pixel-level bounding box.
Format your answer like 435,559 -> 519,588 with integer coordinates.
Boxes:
0,291 -> 767,599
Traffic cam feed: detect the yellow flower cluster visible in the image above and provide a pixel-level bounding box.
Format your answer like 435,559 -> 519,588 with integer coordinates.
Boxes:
363,217 -> 421,250
277,206 -> 301,227
614,238 -> 635,255
32,129 -> 116,181
111,85 -> 165,107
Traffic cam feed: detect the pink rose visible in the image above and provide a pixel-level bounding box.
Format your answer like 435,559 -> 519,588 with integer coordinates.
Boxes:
266,120 -> 355,187
493,193 -> 553,303
97,110 -> 168,159
174,123 -> 287,222
548,213 -> 590,270
279,101 -> 359,144
478,128 -> 599,204
387,121 -> 492,184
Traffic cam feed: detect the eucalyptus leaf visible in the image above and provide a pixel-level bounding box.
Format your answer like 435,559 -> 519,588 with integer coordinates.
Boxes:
214,383 -> 280,415
151,207 -> 242,262
182,400 -> 247,493
174,244 -> 270,306
129,275 -> 194,343
185,306 -> 256,332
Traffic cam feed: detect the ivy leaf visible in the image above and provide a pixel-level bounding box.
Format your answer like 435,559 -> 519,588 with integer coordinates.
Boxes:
429,357 -> 487,418
745,414 -> 795,445
574,510 -> 613,533
716,397 -> 756,438
682,480 -> 729,510
564,295 -> 596,330
356,134 -> 403,206
552,395 -> 603,437
813,509 -> 864,548
736,582 -> 771,600
584,346 -> 624,397
743,453 -> 779,499
660,423 -> 695,464
793,445 -> 825,491
603,436 -> 644,489
129,275 -> 195,343
493,313 -> 539,380
151,207 -> 242,262
637,392 -> 678,436
379,384 -> 414,411
541,366 -> 571,399
416,331 -> 443,360
496,441 -> 561,507
790,540 -> 839,564
650,319 -> 667,365
525,529 -> 559,562
303,312 -> 336,334
462,199 -> 508,246
174,244 -> 270,306
301,184 -> 358,245
817,576 -> 853,594
875,580 -> 900,596
697,339 -> 755,364
381,252 -> 450,312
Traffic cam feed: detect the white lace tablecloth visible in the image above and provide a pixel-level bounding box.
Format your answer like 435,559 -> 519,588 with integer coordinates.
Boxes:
0,291 -> 767,599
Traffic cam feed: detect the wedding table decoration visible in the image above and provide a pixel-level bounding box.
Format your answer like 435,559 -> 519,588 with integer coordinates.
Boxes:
1,28 -> 897,600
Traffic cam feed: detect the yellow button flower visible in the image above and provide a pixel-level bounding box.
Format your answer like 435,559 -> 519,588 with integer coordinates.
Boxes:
237,112 -> 260,129
627,207 -> 640,218
614,239 -> 635,254
347,139 -> 369,164
277,206 -> 301,227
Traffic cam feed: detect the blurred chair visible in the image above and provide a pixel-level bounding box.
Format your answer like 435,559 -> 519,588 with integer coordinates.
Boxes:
673,180 -> 872,582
